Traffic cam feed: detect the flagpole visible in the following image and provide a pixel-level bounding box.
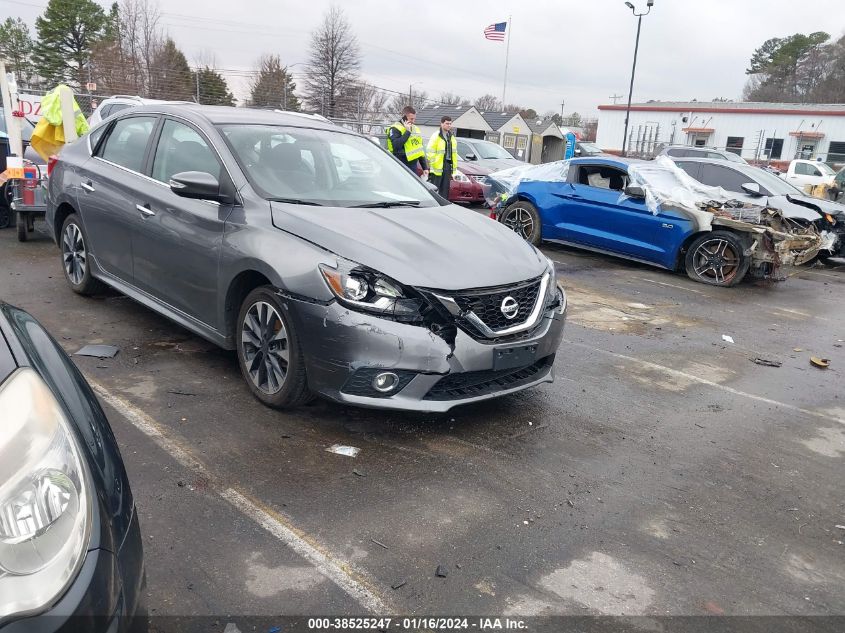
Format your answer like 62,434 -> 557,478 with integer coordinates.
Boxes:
502,15 -> 511,107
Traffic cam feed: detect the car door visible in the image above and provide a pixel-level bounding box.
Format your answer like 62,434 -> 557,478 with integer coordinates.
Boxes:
76,115 -> 159,284
789,162 -> 822,188
131,116 -> 233,330
553,163 -> 690,266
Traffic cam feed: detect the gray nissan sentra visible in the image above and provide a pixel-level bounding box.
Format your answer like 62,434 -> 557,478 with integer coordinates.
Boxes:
46,105 -> 567,412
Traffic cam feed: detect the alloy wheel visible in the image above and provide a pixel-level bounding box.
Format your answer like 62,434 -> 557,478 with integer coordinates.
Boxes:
62,223 -> 87,285
691,238 -> 740,285
503,206 -> 534,240
241,301 -> 289,394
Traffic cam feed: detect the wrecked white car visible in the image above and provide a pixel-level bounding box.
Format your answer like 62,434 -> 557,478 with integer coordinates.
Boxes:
486,156 -> 823,287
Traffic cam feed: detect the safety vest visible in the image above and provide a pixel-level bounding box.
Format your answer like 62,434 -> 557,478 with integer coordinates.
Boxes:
426,132 -> 459,176
387,122 -> 425,162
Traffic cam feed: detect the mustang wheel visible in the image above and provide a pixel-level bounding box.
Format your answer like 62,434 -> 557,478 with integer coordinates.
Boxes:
501,200 -> 541,245
60,214 -> 105,295
236,287 -> 311,409
684,231 -> 750,287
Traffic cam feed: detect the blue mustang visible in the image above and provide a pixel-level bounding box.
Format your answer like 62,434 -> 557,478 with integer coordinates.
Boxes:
493,156 -> 815,287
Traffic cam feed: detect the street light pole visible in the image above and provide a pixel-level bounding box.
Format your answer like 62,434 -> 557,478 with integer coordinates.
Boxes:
621,0 -> 654,157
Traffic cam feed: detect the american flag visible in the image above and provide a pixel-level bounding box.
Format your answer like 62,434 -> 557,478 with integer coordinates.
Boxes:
484,22 -> 507,41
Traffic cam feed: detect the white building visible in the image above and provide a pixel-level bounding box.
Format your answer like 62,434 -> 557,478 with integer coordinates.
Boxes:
596,101 -> 845,166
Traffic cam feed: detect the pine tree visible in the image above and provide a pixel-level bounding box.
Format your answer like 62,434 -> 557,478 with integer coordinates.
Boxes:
249,54 -> 300,111
150,38 -> 193,101
0,18 -> 34,85
35,0 -> 107,88
192,67 -> 235,106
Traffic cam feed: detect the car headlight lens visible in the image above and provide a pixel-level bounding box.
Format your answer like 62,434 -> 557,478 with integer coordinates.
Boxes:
544,257 -> 566,313
0,368 -> 91,620
319,259 -> 422,319
453,170 -> 470,183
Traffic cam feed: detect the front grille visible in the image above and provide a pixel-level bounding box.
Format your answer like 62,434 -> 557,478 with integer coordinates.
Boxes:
451,278 -> 542,332
341,368 -> 416,398
423,356 -> 554,401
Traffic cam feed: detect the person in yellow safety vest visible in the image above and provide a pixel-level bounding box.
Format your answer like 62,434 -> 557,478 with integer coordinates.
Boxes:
386,105 -> 429,179
426,115 -> 459,199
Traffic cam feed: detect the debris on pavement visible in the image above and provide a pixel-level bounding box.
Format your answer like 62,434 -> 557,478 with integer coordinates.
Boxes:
567,499 -> 575,508
751,358 -> 782,368
809,357 -> 831,369
353,469 -> 366,477
793,348 -> 803,352
435,565 -> 448,578
391,580 -> 407,590
75,344 -> 120,358
167,389 -> 197,396
371,538 -> 389,549
722,335 -> 735,344
326,444 -> 360,457
835,525 -> 845,530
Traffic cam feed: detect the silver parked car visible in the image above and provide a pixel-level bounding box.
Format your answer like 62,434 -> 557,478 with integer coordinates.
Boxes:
46,105 -> 567,412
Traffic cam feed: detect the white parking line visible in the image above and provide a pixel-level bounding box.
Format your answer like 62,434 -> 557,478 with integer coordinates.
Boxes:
88,380 -> 390,614
564,340 -> 845,426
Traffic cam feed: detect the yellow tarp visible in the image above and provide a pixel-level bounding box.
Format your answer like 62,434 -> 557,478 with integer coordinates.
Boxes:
29,85 -> 89,161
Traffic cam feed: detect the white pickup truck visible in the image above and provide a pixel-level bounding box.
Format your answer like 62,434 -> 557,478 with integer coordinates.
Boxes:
780,158 -> 838,189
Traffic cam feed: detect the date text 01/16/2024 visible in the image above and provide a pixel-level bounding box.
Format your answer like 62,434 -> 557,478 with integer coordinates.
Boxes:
306,618 -> 528,630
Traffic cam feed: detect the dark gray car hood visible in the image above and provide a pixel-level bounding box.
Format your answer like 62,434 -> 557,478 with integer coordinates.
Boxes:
474,158 -> 525,173
780,194 -> 845,219
270,203 -> 546,290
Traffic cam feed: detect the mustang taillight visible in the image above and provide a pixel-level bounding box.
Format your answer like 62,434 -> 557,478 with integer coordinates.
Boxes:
47,155 -> 59,177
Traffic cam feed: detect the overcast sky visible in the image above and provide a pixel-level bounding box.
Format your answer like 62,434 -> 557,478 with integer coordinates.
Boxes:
5,0 -> 845,116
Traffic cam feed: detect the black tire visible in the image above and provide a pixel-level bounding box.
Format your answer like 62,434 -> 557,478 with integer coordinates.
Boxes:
501,200 -> 542,246
17,212 -> 27,242
684,231 -> 750,287
60,214 -> 105,295
236,286 -> 311,409
0,187 -> 10,229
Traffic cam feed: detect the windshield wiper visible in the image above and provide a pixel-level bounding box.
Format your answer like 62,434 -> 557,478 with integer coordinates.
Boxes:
351,200 -> 421,208
267,197 -> 324,206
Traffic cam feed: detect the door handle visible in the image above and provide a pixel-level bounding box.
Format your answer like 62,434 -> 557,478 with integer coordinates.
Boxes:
135,204 -> 155,217
81,181 -> 95,192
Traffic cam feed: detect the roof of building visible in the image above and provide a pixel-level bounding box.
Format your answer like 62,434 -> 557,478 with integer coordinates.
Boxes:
413,104 -> 478,126
480,111 -> 523,130
527,118 -> 559,134
598,101 -> 845,116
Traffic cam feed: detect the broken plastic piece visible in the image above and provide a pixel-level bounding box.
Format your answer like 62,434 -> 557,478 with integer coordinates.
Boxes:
722,335 -> 734,344
391,580 -> 407,590
809,357 -> 830,369
75,344 -> 119,358
326,444 -> 360,457
435,565 -> 448,578
751,358 -> 782,368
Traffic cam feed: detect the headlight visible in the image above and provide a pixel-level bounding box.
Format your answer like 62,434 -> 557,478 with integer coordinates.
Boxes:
319,258 -> 422,319
453,170 -> 470,183
544,257 -> 565,312
0,368 -> 91,620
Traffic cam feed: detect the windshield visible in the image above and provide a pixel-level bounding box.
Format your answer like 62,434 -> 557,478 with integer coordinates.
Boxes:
473,140 -> 515,160
219,124 -> 440,208
723,152 -> 747,164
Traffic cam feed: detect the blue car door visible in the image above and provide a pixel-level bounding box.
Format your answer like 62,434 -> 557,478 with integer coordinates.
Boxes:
553,163 -> 691,268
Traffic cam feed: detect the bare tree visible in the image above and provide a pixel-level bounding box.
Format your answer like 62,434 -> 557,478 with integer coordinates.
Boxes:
439,91 -> 471,106
302,5 -> 361,118
353,82 -> 390,122
474,93 -> 502,112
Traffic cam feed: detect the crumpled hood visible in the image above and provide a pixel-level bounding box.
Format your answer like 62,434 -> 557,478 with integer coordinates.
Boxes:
476,158 -> 525,172
270,203 -> 546,290
782,194 -> 845,220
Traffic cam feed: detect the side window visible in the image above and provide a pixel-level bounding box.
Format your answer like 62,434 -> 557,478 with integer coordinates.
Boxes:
675,161 -> 701,180
457,141 -> 473,158
577,165 -> 628,191
666,148 -> 686,158
109,103 -> 131,116
87,123 -> 109,154
698,164 -> 747,193
810,165 -> 822,177
152,119 -> 221,184
99,104 -> 113,118
96,116 -> 157,172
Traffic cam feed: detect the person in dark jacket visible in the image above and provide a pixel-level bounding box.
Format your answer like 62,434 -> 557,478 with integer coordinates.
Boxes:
386,105 -> 428,178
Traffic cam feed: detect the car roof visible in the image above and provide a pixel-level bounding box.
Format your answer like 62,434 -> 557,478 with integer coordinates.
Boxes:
570,156 -> 645,169
668,156 -> 755,171
125,104 -> 344,132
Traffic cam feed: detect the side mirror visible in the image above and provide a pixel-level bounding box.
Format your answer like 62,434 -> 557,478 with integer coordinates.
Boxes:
170,171 -> 230,203
741,182 -> 762,196
465,153 -> 477,161
624,185 -> 646,198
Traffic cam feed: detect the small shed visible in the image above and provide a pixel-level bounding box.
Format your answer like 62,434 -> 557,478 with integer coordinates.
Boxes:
414,105 -> 492,143
527,119 -> 565,164
480,111 -> 532,161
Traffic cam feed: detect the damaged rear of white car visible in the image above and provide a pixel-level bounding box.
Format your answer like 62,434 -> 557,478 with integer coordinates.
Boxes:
488,156 -> 824,287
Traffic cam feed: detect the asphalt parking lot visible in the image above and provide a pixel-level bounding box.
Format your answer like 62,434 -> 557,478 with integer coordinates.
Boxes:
2,222 -> 844,624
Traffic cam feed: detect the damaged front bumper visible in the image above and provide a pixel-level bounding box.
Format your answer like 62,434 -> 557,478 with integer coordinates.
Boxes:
284,289 -> 567,412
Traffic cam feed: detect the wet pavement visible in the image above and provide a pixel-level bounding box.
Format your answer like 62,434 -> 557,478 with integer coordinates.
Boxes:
1,223 -> 844,620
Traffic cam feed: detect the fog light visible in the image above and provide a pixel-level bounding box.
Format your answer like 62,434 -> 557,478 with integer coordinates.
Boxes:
372,372 -> 399,393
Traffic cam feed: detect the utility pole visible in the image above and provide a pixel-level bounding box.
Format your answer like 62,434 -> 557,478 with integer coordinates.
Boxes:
622,0 -> 655,157
609,93 -> 624,104
560,101 -> 565,120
